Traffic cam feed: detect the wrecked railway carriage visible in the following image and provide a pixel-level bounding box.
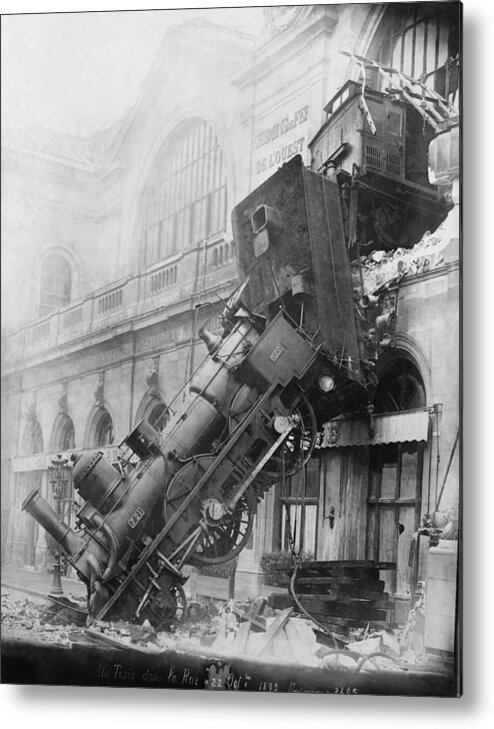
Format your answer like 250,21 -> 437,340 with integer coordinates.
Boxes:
22,59 -> 459,638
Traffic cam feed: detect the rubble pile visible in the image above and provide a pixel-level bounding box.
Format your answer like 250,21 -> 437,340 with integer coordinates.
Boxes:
1,589 -> 86,645
2,586 -> 436,675
352,226 -> 449,295
84,595 -> 431,674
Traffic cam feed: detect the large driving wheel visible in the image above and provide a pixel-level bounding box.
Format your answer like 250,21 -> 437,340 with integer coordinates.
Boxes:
163,456 -> 256,566
151,580 -> 187,631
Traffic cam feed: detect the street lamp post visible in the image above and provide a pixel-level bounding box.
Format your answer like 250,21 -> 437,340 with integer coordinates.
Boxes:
48,454 -> 71,596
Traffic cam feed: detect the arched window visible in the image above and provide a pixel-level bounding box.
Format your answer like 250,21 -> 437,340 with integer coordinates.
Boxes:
93,410 -> 114,447
52,414 -> 75,452
373,357 -> 426,414
39,254 -> 71,316
368,4 -> 460,108
147,401 -> 169,433
135,395 -> 169,434
138,118 -> 228,266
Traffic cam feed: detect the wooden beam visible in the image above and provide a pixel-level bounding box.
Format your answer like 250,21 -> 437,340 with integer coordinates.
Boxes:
254,608 -> 293,657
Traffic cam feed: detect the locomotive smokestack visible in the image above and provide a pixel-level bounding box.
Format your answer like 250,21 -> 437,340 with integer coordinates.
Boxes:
198,325 -> 221,355
22,489 -> 85,559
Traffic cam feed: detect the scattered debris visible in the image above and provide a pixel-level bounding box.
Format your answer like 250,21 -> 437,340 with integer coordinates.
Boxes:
1,590 -> 86,645
2,579 -> 441,675
352,223 -> 451,296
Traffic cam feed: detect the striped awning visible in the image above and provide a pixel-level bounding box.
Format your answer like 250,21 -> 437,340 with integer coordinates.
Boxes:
320,409 -> 430,448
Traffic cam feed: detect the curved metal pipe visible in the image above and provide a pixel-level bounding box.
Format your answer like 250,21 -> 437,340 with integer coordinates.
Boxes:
90,512 -> 119,581
86,552 -> 103,593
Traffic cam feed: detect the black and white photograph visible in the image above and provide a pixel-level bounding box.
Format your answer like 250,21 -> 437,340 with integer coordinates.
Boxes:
1,1 -> 462,699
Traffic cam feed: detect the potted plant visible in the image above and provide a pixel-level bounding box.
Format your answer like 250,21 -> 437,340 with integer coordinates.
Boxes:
260,550 -> 314,587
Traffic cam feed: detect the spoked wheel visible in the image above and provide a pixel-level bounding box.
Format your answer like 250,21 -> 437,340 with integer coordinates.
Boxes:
192,485 -> 256,565
163,455 -> 256,566
149,580 -> 187,632
229,386 -> 317,478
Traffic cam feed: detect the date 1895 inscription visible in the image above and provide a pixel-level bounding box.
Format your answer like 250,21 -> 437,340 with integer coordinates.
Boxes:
95,660 -> 358,694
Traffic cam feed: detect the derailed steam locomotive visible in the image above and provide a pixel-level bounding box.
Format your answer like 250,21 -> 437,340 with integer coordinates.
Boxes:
21,148 -> 435,629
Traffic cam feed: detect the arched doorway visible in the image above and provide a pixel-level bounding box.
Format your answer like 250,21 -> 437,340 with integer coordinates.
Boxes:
367,354 -> 427,595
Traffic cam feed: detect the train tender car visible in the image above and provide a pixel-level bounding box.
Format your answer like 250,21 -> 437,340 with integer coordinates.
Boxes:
22,155 -> 387,630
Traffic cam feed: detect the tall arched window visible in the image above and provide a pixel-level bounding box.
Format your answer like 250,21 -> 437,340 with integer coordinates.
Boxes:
369,4 -> 460,108
93,410 -> 114,447
138,118 -> 228,266
39,254 -> 71,316
147,401 -> 169,433
51,413 -> 76,452
135,394 -> 169,434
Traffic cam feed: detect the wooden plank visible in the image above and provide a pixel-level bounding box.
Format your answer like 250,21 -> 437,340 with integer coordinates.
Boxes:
232,620 -> 251,654
315,617 -> 396,631
294,584 -> 388,600
272,626 -> 297,662
296,567 -> 380,578
313,615 -> 351,628
268,593 -> 391,618
274,575 -> 387,590
84,629 -> 163,655
328,578 -> 386,590
296,561 -> 397,570
233,606 -> 266,632
293,576 -> 386,590
298,593 -> 394,609
305,604 -> 389,622
313,629 -> 349,648
254,608 -> 293,657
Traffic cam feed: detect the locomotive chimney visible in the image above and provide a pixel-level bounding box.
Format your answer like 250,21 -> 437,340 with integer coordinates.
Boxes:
198,325 -> 221,355
22,488 -> 86,559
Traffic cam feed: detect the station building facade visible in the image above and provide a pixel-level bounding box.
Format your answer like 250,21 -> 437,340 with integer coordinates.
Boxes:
2,3 -> 460,641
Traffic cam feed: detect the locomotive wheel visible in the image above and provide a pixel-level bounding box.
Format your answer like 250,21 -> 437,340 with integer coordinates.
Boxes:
163,456 -> 256,565
228,386 -> 317,478
192,484 -> 256,565
150,580 -> 187,632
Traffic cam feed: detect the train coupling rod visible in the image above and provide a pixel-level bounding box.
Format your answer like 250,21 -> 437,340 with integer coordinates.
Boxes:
224,416 -> 297,512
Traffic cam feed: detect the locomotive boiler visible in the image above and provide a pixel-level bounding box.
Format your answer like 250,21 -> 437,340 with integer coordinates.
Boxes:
22,155 -> 377,630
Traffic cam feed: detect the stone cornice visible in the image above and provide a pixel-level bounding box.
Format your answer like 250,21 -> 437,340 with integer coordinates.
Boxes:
234,8 -> 339,90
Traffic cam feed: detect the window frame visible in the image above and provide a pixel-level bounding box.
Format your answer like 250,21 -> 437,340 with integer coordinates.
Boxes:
140,118 -> 228,267
274,455 -> 320,555
372,5 -> 459,107
39,254 -> 72,316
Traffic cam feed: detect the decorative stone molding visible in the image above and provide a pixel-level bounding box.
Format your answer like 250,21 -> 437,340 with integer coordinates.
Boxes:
146,356 -> 160,395
93,371 -> 105,408
25,394 -> 37,423
359,288 -> 398,362
57,381 -> 69,414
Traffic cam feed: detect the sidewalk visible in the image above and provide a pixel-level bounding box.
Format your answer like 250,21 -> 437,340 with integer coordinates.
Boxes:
1,564 -> 87,600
